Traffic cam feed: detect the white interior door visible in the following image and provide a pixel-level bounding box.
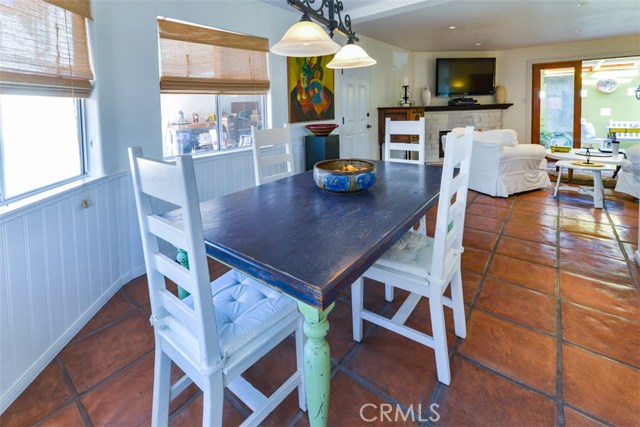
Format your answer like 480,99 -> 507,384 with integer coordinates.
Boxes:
340,68 -> 372,159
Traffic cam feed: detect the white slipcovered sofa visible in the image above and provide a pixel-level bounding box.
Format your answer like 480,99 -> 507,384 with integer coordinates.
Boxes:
451,128 -> 550,197
615,143 -> 640,199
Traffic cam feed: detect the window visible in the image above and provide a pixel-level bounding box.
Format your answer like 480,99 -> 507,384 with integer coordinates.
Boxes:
0,0 -> 93,202
532,56 -> 640,149
157,18 -> 269,158
0,96 -> 84,199
161,94 -> 265,157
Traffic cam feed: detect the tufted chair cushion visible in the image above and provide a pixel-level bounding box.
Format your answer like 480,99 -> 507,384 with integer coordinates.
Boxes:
184,269 -> 297,357
375,230 -> 434,277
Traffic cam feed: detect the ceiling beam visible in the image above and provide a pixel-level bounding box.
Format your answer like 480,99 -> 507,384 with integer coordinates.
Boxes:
347,0 -> 455,23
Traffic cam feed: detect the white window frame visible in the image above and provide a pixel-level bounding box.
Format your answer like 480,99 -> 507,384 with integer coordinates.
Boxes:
0,97 -> 87,204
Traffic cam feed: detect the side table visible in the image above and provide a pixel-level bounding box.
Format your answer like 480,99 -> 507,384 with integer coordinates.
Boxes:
553,160 -> 617,208
304,135 -> 340,171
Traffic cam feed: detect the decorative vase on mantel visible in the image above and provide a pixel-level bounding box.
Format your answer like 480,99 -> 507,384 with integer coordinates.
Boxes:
422,87 -> 432,106
495,85 -> 507,104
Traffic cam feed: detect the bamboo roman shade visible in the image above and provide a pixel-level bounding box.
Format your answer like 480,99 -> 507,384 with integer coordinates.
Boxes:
0,0 -> 94,97
158,19 -> 270,94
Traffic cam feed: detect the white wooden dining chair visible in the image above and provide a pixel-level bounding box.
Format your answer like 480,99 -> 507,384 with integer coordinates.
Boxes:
384,117 -> 428,248
384,117 -> 426,165
251,125 -> 295,185
352,126 -> 474,385
128,147 -> 305,426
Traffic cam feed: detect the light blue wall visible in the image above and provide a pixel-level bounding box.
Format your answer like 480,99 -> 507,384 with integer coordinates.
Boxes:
85,0 -> 412,174
87,0 -> 294,174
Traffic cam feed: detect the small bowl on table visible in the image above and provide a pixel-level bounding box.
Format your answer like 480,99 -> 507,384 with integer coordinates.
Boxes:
313,159 -> 376,194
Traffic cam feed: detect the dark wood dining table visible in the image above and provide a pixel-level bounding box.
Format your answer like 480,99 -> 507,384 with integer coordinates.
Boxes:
199,161 -> 442,427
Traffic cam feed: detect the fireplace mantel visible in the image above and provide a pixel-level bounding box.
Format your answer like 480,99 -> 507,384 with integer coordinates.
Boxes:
423,103 -> 513,112
377,104 -> 513,162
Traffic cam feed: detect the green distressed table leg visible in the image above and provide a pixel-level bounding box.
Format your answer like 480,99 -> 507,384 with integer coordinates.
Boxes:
175,249 -> 191,299
297,302 -> 334,427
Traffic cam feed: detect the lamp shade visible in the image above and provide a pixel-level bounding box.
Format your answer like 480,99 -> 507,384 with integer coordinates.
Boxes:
327,40 -> 377,69
271,14 -> 340,57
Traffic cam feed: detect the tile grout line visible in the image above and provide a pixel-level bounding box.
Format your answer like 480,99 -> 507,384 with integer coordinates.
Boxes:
554,193 -> 566,427
456,353 -> 557,401
464,195 -> 514,310
455,199 -> 564,406
55,356 -> 94,427
449,194 -> 514,344
424,195 -> 514,426
335,364 -> 423,421
562,401 -> 617,427
471,306 -> 557,338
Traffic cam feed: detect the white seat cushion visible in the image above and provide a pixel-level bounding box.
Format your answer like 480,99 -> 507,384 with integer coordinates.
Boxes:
185,269 -> 297,357
474,129 -> 518,146
375,230 -> 433,277
451,128 -> 518,146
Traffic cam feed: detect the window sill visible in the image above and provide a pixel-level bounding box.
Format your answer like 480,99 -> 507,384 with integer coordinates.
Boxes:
0,174 -> 111,221
164,145 -> 253,162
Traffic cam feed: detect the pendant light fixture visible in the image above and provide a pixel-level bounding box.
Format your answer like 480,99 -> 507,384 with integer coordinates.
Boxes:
270,12 -> 340,57
327,38 -> 376,69
270,0 -> 376,69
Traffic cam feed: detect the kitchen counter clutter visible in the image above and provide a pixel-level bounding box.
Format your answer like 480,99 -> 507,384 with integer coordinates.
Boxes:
166,122 -> 217,155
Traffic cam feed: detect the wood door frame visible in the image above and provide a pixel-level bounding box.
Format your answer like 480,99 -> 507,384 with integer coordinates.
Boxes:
531,61 -> 582,147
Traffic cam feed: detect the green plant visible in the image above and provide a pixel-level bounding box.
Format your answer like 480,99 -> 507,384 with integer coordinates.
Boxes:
539,126 -> 553,148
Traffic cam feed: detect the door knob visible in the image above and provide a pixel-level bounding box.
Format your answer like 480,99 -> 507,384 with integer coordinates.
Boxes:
366,124 -> 372,128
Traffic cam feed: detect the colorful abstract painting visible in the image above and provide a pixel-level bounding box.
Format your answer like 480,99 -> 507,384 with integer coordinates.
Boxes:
287,55 -> 335,123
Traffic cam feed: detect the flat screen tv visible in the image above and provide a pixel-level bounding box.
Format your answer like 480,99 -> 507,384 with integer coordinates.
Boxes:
435,58 -> 496,97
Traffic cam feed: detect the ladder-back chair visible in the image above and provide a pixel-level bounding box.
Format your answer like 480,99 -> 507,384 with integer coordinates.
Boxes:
352,126 -> 474,385
384,117 -> 426,165
251,126 -> 295,185
128,147 -> 305,426
384,116 -> 428,250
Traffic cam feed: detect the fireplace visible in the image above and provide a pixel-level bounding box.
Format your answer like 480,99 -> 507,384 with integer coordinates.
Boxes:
423,109 -> 505,162
438,130 -> 451,158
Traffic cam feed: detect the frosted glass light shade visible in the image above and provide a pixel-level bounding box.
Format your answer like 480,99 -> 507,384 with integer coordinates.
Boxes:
271,15 -> 340,57
327,41 -> 377,69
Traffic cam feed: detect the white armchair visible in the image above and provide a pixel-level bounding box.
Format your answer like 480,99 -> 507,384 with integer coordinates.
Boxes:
615,144 -> 640,199
614,144 -> 640,267
451,128 -> 550,197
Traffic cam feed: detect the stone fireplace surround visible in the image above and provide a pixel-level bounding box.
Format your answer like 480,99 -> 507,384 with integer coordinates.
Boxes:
424,106 -> 509,162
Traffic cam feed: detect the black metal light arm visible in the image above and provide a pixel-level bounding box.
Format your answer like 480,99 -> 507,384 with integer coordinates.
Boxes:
286,0 -> 360,42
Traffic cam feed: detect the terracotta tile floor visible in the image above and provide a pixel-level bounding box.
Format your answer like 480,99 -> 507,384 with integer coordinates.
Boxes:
2,185 -> 639,427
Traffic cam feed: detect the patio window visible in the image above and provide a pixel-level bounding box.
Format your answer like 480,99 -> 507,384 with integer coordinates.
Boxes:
157,18 -> 269,158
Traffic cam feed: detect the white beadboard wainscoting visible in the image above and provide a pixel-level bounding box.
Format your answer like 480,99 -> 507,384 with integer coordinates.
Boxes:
0,172 -> 144,412
0,140 -> 305,412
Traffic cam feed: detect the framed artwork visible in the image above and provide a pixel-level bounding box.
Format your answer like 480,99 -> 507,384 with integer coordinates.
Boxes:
287,55 -> 335,123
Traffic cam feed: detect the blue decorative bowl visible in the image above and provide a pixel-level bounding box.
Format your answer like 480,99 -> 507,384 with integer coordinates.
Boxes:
313,159 -> 376,194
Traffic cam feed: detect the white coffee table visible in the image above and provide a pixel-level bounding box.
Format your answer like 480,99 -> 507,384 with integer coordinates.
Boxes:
545,148 -> 625,166
553,160 -> 617,208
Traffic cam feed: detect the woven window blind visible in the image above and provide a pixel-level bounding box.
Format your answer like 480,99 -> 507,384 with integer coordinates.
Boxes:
0,0 -> 94,97
158,19 -> 270,94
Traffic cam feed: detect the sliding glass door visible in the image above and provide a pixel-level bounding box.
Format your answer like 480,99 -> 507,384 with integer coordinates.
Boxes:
532,61 -> 582,148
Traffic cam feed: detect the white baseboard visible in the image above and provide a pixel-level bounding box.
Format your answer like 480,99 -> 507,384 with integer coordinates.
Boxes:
0,264 -> 146,414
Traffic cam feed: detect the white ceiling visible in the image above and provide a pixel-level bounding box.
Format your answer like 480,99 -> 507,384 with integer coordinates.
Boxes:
262,0 -> 640,51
